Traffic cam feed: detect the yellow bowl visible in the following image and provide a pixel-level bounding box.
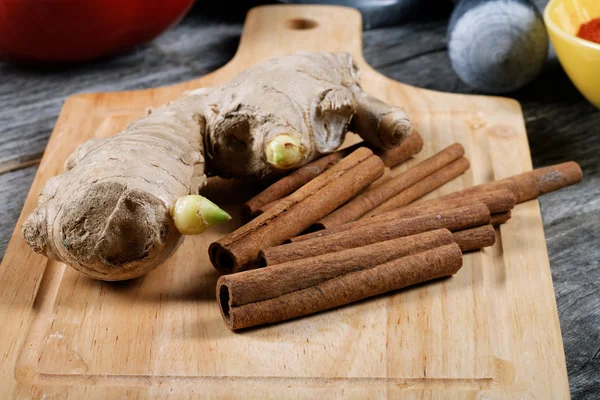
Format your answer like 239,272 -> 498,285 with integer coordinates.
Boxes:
544,0 -> 600,107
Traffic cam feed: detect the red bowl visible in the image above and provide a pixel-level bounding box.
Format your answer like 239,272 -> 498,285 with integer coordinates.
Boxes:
0,0 -> 194,63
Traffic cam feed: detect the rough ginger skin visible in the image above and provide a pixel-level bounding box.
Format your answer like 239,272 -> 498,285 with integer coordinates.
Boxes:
22,52 -> 412,281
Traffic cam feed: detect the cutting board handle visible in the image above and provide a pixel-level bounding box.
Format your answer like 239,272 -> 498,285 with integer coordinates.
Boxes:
228,5 -> 365,68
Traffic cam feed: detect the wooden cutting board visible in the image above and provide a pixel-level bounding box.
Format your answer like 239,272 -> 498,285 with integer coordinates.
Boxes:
0,5 -> 570,399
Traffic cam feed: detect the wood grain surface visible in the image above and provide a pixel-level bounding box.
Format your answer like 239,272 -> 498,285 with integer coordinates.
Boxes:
0,1 -> 597,399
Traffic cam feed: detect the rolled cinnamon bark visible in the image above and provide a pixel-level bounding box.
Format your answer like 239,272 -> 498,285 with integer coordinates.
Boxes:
249,230 -> 454,300
452,225 -> 496,252
250,155 -> 393,219
315,143 -> 465,229
367,167 -> 393,191
261,203 -> 489,265
245,133 -> 424,221
210,148 -> 385,273
490,211 -> 511,225
440,162 -> 582,203
374,131 -> 424,168
218,243 -> 463,330
252,198 -> 280,217
242,151 -> 347,219
365,157 -> 470,217
289,189 -> 512,244
407,188 -> 515,214
257,167 -> 395,218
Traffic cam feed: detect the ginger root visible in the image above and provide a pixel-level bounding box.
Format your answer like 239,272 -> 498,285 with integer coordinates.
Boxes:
22,52 -> 412,281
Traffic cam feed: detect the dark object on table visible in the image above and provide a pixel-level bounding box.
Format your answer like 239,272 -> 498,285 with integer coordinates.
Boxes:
280,0 -> 422,29
0,0 -> 194,63
447,0 -> 548,93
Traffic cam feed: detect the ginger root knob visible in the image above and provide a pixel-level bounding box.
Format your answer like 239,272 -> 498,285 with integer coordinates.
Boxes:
265,134 -> 306,170
170,195 -> 231,235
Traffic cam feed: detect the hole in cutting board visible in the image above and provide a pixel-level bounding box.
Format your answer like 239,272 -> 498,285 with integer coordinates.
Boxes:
286,18 -> 318,30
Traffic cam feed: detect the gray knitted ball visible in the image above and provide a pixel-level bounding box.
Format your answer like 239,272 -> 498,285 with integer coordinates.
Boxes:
448,0 -> 548,93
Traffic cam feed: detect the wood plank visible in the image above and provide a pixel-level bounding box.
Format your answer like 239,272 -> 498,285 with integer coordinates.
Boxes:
0,4 -> 572,398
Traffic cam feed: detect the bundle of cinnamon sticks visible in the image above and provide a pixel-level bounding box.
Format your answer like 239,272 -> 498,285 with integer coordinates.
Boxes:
243,132 -> 425,219
210,131 -> 583,330
219,238 -> 464,330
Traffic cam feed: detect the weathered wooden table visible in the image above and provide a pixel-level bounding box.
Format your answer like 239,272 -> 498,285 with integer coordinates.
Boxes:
0,1 -> 597,398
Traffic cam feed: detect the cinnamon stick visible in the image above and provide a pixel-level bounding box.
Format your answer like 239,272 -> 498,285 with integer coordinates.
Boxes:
218,244 -> 463,330
209,148 -> 385,273
407,188 -> 515,215
252,231 -> 454,300
374,131 -> 424,168
365,157 -> 470,217
242,151 -> 346,219
291,189 -> 515,243
261,203 -> 489,265
253,198 -> 280,217
490,211 -> 511,226
244,132 -> 423,220
367,167 -> 393,191
440,162 -> 582,203
256,167 -> 394,217
452,225 -> 496,252
315,143 -> 465,229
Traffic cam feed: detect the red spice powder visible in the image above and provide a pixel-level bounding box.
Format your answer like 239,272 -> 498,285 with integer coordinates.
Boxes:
577,18 -> 600,45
